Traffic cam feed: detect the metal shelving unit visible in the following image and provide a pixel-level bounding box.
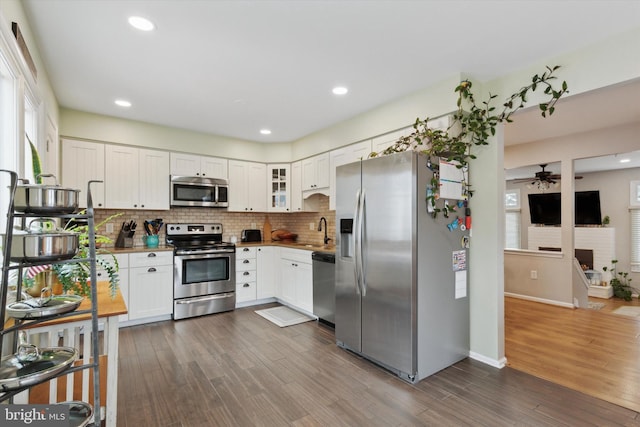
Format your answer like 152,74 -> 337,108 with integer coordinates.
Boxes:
0,169 -> 102,426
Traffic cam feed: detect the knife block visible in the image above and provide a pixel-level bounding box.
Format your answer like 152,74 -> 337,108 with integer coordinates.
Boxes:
115,230 -> 134,248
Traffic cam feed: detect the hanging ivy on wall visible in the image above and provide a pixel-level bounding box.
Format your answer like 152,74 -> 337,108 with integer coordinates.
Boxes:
370,65 -> 569,217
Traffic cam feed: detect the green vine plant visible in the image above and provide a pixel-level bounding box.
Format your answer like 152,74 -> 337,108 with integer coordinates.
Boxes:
602,260 -> 639,301
52,211 -> 123,299
370,65 -> 569,217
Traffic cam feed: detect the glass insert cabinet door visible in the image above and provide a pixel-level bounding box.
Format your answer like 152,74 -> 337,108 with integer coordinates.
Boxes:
268,164 -> 291,211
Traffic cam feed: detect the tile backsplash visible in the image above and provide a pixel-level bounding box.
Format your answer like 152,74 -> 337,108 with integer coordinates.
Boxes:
94,194 -> 335,247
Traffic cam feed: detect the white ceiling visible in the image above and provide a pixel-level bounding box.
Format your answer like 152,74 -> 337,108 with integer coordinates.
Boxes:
505,150 -> 640,181
21,0 -> 640,144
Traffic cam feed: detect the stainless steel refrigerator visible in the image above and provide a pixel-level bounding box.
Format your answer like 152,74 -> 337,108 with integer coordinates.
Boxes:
335,150 -> 469,383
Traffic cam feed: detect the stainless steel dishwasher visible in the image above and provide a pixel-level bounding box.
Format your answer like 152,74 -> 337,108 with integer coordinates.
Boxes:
312,251 -> 335,327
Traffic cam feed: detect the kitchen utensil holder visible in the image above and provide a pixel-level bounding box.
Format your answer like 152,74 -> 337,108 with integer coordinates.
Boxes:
115,230 -> 134,248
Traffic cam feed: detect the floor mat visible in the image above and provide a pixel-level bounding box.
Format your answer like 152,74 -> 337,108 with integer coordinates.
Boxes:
611,306 -> 640,318
255,306 -> 315,327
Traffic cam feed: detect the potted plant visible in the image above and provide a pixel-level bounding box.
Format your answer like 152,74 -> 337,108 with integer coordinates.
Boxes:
602,260 -> 639,301
51,212 -> 123,299
602,215 -> 610,226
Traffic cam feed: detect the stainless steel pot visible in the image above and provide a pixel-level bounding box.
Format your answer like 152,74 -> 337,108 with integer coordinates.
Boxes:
14,174 -> 80,214
60,401 -> 93,427
9,219 -> 79,262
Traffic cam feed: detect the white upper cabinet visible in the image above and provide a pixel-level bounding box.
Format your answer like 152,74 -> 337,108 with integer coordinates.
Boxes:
105,145 -> 169,210
267,164 -> 291,212
248,162 -> 267,212
200,156 -> 228,179
301,152 -> 329,192
61,139 -> 105,208
329,140 -> 371,210
228,160 -> 267,212
105,145 -> 139,209
290,161 -> 302,212
170,152 -> 228,179
139,149 -> 171,210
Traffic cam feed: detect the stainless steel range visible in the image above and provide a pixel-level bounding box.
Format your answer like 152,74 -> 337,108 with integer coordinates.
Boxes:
166,223 -> 236,320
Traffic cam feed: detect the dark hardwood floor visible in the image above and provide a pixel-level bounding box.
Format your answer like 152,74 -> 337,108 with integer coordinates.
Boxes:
117,303 -> 640,426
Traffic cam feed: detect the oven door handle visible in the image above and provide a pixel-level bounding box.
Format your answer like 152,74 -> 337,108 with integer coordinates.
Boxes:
175,293 -> 235,304
175,248 -> 235,256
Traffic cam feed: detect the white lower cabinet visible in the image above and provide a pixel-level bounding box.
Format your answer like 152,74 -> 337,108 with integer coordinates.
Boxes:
236,246 -> 278,306
256,246 -> 276,299
236,247 -> 257,303
279,248 -> 313,313
127,251 -> 173,321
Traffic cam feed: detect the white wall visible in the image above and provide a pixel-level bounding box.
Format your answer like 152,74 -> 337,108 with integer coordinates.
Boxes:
505,250 -> 570,305
289,74 -> 462,159
60,108 -> 292,164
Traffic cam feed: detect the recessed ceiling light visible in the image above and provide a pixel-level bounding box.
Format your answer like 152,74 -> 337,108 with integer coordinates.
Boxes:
115,99 -> 132,107
260,129 -> 272,135
620,158 -> 631,163
332,86 -> 348,95
128,16 -> 155,31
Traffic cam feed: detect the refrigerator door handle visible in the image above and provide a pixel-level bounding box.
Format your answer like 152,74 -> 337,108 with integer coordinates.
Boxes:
356,188 -> 366,296
353,188 -> 362,295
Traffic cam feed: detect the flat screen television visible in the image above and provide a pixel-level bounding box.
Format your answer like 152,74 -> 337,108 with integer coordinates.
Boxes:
528,192 -> 561,225
528,191 -> 601,225
575,190 -> 602,225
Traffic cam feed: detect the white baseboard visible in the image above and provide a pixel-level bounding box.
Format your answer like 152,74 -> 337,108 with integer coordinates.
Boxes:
504,292 -> 575,309
469,351 -> 507,369
235,297 -> 277,309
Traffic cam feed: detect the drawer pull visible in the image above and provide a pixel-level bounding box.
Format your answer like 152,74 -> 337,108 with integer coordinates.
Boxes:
148,267 -> 157,273
148,252 -> 157,257
243,248 -> 250,252
243,271 -> 250,276
243,283 -> 250,288
243,259 -> 250,264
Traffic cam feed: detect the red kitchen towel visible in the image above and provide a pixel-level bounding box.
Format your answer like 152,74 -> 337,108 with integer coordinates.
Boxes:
26,264 -> 52,279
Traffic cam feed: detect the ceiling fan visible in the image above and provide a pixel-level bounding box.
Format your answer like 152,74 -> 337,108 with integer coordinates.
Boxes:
511,164 -> 582,189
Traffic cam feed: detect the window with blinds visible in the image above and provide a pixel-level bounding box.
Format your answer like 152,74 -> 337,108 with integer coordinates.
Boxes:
630,181 -> 640,272
505,189 -> 521,249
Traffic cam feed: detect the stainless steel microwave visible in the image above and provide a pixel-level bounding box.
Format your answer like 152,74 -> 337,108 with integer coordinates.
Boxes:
170,176 -> 229,208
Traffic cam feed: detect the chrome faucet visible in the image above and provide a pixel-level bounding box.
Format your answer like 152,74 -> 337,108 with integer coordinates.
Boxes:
318,217 -> 331,245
